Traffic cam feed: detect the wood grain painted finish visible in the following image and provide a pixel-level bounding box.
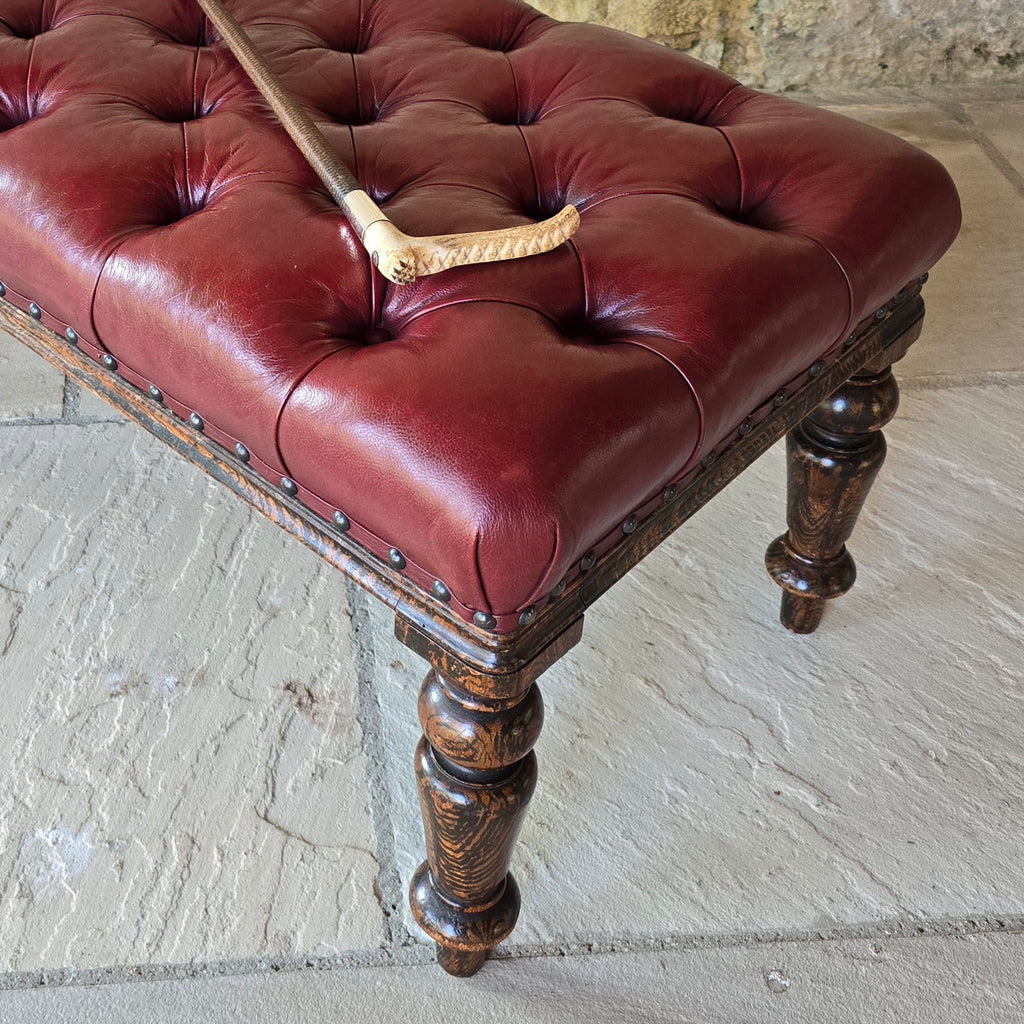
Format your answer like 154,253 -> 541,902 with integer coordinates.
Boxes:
411,668 -> 543,976
765,364 -> 902,632
419,671 -> 544,772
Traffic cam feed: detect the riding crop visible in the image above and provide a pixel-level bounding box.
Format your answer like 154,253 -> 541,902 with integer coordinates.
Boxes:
194,0 -> 581,285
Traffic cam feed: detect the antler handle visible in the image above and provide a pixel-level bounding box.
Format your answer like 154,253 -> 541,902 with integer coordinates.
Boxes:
342,194 -> 580,285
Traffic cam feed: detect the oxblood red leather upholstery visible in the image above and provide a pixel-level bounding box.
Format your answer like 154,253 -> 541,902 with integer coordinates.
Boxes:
0,0 -> 960,631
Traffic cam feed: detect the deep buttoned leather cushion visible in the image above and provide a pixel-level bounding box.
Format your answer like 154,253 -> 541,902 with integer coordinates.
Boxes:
0,0 -> 960,631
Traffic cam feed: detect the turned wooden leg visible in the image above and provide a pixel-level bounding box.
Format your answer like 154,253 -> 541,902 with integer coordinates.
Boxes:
765,357 -> 901,633
395,615 -> 583,976
409,668 -> 542,975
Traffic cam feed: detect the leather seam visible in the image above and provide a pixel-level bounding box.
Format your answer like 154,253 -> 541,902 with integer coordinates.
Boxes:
502,50 -> 521,124
47,11 -> 196,40
506,55 -> 542,213
181,123 -> 191,212
348,50 -> 375,319
508,11 -> 548,49
528,520 -> 563,611
183,40 -> 196,244
273,346 -> 359,479
348,52 -> 360,181
713,125 -> 745,214
381,179 -> 520,205
24,34 -> 37,118
86,231 -> 146,348
581,187 -> 712,215
191,27 -> 202,115
538,95 -> 650,120
705,83 -> 744,122
388,96 -> 500,118
614,337 -> 706,477
790,230 -> 856,342
471,530 -> 491,614
395,297 -> 565,334
567,237 -> 589,321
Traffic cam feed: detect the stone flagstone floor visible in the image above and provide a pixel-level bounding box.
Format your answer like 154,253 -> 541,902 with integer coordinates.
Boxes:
0,88 -> 1021,1022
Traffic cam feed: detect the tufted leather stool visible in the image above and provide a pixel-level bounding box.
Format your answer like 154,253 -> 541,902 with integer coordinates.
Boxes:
0,0 -> 960,976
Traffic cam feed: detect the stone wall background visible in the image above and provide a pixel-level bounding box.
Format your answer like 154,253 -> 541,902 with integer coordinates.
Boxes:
534,0 -> 1024,91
